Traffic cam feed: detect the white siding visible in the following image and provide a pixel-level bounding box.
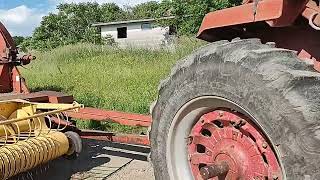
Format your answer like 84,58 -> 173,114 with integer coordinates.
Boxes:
100,22 -> 171,49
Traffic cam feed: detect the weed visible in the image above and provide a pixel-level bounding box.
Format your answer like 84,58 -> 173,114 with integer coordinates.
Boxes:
21,37 -> 205,133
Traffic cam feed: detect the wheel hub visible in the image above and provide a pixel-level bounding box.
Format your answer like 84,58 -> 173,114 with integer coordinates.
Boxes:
187,110 -> 282,180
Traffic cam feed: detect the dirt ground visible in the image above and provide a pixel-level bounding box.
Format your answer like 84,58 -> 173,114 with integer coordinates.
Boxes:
14,139 -> 155,180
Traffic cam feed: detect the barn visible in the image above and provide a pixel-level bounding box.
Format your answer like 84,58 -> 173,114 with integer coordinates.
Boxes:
92,16 -> 176,49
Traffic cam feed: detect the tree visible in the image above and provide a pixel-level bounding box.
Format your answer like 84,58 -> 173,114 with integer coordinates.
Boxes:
25,2 -> 126,50
131,1 -> 160,19
155,0 -> 173,17
171,0 -> 241,35
100,3 -> 127,22
12,36 -> 25,47
24,0 -> 240,50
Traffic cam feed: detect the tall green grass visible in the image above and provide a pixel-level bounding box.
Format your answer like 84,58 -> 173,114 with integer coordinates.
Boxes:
21,38 -> 205,132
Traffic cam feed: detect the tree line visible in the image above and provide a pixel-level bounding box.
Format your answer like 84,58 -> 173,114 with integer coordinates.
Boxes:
17,0 -> 240,51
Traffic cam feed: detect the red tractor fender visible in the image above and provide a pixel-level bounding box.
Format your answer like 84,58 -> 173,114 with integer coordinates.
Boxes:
196,0 -> 320,72
197,0 -> 310,41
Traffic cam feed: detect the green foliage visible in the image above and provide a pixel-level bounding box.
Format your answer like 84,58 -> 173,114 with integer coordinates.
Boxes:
24,0 -> 240,51
171,0 -> 241,35
24,3 -> 128,50
103,34 -> 118,46
156,0 -> 174,17
100,3 -> 127,22
13,36 -> 25,47
30,3 -> 102,49
131,1 -> 160,19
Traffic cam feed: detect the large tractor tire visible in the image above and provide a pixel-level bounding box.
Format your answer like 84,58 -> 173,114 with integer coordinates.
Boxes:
150,39 -> 320,180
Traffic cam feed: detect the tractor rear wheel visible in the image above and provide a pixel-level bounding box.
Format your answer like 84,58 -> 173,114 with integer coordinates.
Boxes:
150,39 -> 320,179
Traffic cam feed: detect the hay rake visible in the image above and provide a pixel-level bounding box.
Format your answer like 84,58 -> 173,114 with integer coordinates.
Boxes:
0,100 -> 82,179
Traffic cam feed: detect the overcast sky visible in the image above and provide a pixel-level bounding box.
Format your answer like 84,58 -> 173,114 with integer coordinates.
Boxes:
0,0 -> 153,37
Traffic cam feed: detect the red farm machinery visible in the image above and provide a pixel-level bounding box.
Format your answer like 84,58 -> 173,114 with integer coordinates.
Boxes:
1,0 -> 320,179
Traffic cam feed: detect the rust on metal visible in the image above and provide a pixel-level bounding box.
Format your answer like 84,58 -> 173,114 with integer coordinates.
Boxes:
197,0 -> 284,39
0,21 -> 16,61
314,14 -> 320,27
66,107 -> 152,127
266,0 -> 309,27
302,5 -> 320,30
200,162 -> 229,179
0,64 -> 13,92
12,66 -> 30,93
0,21 -> 36,94
197,0 -> 315,40
0,91 -> 74,103
188,110 -> 282,180
298,49 -> 320,72
80,130 -> 150,146
196,0 -> 320,73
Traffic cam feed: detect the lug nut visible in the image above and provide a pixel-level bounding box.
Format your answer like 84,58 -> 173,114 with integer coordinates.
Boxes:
234,119 -> 246,128
273,175 -> 279,180
262,142 -> 268,149
205,150 -> 212,156
200,118 -> 205,123
187,136 -> 193,145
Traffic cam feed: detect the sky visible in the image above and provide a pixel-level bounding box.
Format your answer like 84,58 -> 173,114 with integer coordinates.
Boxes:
0,0 -> 152,37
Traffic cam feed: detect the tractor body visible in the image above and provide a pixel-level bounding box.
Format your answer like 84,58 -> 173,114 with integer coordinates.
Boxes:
197,0 -> 320,71
150,0 -> 320,180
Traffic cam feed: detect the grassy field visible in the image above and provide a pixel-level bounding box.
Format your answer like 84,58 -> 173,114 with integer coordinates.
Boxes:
21,38 -> 205,132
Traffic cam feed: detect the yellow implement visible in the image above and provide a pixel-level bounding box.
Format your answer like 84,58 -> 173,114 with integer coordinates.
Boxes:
0,100 -> 82,180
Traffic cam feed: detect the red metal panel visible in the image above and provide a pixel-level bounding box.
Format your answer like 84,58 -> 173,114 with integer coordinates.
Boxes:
197,0 -> 313,41
239,23 -> 320,72
0,32 -> 7,60
298,49 -> 320,72
302,5 -> 320,28
0,93 -> 49,102
266,0 -> 309,27
0,64 -> 12,93
0,22 -> 16,60
197,0 -> 284,39
12,66 -> 29,93
314,61 -> 320,72
39,91 -> 75,103
188,110 -> 282,179
0,91 -> 74,103
67,107 -> 152,127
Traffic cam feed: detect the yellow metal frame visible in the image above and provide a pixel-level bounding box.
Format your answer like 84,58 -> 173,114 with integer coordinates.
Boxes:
0,101 -> 82,126
0,100 -> 83,179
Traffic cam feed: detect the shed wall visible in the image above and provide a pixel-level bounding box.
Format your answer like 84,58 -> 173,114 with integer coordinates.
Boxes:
100,22 -> 171,49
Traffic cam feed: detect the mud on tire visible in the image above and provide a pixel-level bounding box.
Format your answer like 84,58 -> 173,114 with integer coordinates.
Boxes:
150,39 -> 320,179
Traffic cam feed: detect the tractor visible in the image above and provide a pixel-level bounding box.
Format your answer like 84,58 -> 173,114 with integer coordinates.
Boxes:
0,0 -> 319,179
149,0 -> 320,179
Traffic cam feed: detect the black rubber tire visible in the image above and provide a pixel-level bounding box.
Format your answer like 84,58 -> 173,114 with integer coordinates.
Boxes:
64,131 -> 82,160
150,39 -> 320,179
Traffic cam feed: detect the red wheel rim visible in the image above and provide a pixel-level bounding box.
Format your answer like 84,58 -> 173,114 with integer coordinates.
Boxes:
187,109 -> 282,180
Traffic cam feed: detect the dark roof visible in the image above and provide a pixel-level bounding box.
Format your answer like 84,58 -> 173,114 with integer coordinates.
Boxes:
92,16 -> 175,27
